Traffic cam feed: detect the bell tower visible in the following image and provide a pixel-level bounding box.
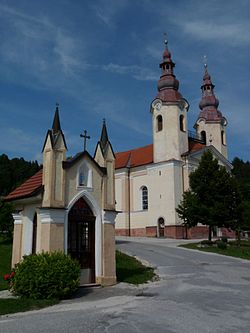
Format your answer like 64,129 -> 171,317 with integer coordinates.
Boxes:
194,62 -> 228,158
151,40 -> 189,163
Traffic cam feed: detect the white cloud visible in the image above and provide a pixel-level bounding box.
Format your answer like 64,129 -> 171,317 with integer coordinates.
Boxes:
91,0 -> 128,27
0,127 -> 42,160
102,63 -> 158,81
178,21 -> 250,45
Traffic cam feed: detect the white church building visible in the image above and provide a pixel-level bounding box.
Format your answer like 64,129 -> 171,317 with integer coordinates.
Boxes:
114,42 -> 232,239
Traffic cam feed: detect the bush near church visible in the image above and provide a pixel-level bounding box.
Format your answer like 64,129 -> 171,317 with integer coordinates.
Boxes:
12,252 -> 80,300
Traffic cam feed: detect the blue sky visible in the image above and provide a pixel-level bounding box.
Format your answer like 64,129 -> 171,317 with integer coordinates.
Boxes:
0,0 -> 249,162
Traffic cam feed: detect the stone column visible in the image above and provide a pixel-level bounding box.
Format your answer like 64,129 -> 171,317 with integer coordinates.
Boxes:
101,210 -> 117,286
39,208 -> 65,253
12,212 -> 23,267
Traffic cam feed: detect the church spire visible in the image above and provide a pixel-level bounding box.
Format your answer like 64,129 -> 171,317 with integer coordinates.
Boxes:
52,103 -> 62,133
156,38 -> 183,102
100,118 -> 109,152
198,63 -> 222,121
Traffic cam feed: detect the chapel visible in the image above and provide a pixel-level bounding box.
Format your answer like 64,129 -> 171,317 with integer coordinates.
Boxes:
5,112 -> 117,286
114,41 -> 233,239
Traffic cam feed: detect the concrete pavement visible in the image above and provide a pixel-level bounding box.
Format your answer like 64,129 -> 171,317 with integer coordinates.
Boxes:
1,237 -> 250,332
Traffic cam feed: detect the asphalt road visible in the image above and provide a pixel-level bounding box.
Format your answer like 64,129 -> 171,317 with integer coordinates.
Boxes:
1,237 -> 250,333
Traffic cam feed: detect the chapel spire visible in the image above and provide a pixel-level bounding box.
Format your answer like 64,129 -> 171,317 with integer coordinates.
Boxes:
52,103 -> 62,134
198,64 -> 222,121
100,118 -> 109,153
156,38 -> 183,102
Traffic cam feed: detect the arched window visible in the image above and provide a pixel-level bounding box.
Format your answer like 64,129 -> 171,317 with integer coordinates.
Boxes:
201,130 -> 206,144
221,130 -> 226,145
179,115 -> 185,132
141,186 -> 148,210
32,213 -> 37,254
156,115 -> 163,132
78,162 -> 92,188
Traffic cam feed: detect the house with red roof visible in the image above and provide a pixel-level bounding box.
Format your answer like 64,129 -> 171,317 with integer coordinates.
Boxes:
5,109 -> 117,286
114,41 -> 232,239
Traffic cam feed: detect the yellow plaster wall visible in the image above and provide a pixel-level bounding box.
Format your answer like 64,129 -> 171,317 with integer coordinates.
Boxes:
11,224 -> 23,267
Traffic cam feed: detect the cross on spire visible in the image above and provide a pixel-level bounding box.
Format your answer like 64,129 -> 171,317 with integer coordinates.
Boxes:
163,32 -> 168,47
80,130 -> 90,151
203,55 -> 208,69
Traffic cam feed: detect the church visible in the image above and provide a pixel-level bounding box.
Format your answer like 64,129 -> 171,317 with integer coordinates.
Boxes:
5,111 -> 117,286
5,40 -> 233,281
114,41 -> 232,239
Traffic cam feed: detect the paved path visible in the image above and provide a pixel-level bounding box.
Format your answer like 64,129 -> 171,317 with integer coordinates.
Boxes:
1,237 -> 250,332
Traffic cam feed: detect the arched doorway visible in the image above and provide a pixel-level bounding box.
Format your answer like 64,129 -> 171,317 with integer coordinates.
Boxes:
68,197 -> 96,284
158,217 -> 165,237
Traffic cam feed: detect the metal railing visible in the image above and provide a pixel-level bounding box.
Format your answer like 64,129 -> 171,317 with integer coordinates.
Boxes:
188,130 -> 205,143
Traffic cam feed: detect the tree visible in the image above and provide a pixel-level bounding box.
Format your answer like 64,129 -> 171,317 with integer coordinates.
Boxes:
0,199 -> 14,239
0,154 -> 41,240
177,150 -> 240,241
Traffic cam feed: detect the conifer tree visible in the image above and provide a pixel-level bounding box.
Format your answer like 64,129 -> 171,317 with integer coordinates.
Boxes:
177,150 -> 241,241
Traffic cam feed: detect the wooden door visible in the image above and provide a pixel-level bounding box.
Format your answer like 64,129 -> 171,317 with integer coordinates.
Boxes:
68,198 -> 95,283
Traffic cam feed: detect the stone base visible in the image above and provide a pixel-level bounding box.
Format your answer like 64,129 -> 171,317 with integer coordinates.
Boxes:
116,226 -> 235,239
96,276 -> 117,286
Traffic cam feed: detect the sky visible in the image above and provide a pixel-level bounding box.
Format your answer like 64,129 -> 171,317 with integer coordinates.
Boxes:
0,0 -> 249,163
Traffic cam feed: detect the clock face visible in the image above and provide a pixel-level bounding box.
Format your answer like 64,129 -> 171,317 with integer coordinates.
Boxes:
152,99 -> 162,112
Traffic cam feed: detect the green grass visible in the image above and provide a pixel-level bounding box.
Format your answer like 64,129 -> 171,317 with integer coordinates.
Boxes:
0,236 -> 12,291
116,250 -> 156,284
0,298 -> 59,316
180,240 -> 250,260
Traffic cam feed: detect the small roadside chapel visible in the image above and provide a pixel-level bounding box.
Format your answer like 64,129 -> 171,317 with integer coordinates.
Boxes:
4,105 -> 117,286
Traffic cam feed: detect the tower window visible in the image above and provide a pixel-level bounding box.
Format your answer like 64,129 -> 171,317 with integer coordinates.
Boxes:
179,115 -> 185,132
156,115 -> 163,132
141,186 -> 148,210
201,130 -> 207,144
221,130 -> 226,145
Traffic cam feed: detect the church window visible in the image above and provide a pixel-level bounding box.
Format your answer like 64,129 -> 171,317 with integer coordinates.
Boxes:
201,130 -> 206,144
141,186 -> 148,210
156,115 -> 163,132
32,213 -> 37,254
179,115 -> 185,132
78,162 -> 92,188
221,130 -> 226,145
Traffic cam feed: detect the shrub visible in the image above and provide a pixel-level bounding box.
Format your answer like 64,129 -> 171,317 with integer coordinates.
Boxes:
221,237 -> 228,243
217,240 -> 227,250
200,240 -> 214,247
12,252 -> 80,300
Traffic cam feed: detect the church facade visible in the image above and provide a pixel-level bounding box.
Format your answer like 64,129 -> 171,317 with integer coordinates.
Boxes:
114,42 -> 232,239
5,111 -> 117,286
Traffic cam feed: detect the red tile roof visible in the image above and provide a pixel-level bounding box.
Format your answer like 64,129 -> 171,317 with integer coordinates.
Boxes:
115,144 -> 153,169
4,169 -> 43,201
187,139 -> 205,154
5,138 -> 205,201
115,138 -> 205,169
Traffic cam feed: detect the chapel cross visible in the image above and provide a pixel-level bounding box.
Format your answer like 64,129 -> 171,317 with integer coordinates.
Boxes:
80,130 -> 90,151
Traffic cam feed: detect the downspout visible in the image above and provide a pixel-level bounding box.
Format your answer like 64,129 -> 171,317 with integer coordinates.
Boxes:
182,155 -> 188,239
126,154 -> 132,237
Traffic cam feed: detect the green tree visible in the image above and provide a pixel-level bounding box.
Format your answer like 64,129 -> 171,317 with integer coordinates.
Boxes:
0,154 -> 41,240
232,157 -> 250,201
177,150 -> 240,241
0,199 -> 14,239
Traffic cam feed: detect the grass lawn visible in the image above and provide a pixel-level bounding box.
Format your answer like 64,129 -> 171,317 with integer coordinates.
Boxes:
0,237 -> 12,291
0,240 -> 155,315
180,240 -> 250,260
116,250 -> 156,284
0,298 -> 59,316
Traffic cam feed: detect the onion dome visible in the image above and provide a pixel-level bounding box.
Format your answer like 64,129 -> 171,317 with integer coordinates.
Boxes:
198,65 -> 223,121
156,40 -> 183,102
